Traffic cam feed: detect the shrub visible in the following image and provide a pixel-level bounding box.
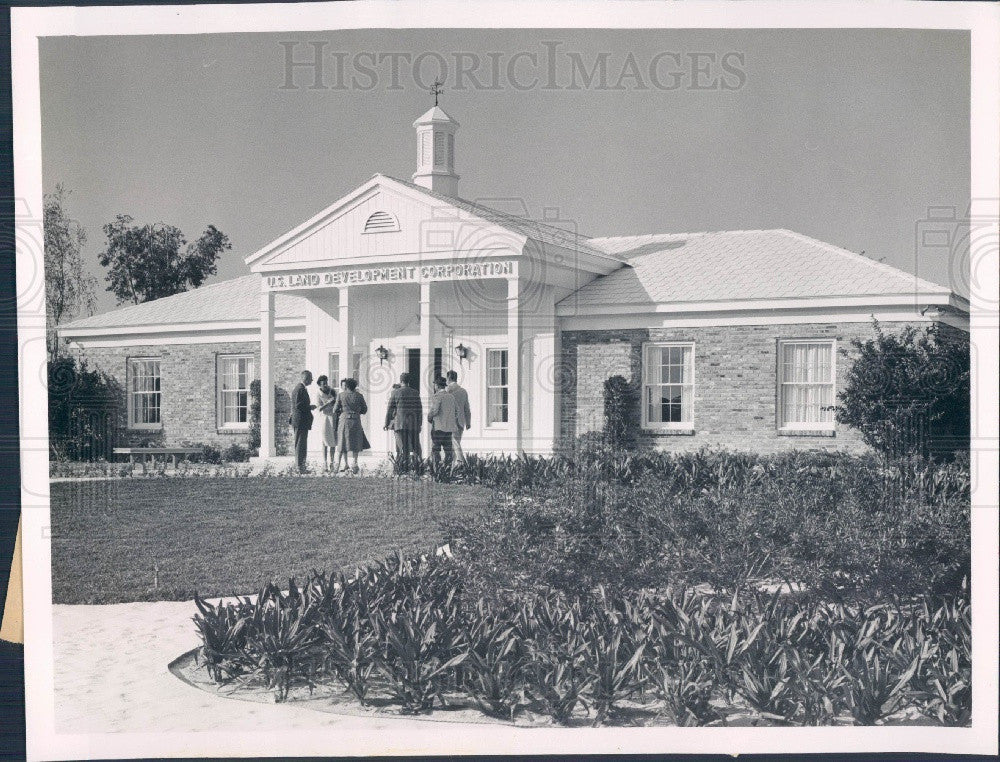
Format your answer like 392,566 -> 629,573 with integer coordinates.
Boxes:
248,379 -> 261,452
445,450 -> 969,601
48,355 -> 123,461
603,375 -> 637,450
836,322 -> 969,458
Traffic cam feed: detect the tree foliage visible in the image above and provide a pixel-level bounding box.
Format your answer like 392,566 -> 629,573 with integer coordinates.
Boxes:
836,321 -> 969,457
98,215 -> 231,304
44,185 -> 96,357
48,354 -> 123,461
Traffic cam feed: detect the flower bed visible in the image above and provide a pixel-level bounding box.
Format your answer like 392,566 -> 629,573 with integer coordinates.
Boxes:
191,448 -> 971,726
192,556 -> 970,726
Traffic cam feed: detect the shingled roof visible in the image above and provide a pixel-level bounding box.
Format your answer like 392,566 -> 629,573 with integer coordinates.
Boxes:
568,229 -> 953,307
60,275 -> 304,331
61,227 -> 957,334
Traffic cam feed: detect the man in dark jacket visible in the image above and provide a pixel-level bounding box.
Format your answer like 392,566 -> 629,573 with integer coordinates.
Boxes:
384,372 -> 423,463
290,370 -> 316,473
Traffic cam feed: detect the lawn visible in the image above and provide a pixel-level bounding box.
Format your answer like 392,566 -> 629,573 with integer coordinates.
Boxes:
50,477 -> 493,604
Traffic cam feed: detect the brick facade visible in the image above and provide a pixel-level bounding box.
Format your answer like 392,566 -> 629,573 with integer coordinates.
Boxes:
71,340 -> 305,454
559,321 -> 934,454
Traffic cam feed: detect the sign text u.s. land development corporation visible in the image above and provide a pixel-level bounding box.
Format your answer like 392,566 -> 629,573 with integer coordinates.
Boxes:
265,261 -> 516,290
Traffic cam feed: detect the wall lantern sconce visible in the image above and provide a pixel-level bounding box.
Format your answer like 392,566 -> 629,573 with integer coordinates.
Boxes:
455,343 -> 469,363
375,345 -> 389,365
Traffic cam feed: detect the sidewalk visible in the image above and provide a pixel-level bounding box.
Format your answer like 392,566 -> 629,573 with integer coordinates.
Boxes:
51,599 -> 467,734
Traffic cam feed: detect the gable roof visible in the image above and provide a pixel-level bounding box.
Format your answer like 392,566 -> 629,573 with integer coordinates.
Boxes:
567,229 -> 955,308
379,175 -> 615,261
245,173 -> 619,268
59,275 -> 304,331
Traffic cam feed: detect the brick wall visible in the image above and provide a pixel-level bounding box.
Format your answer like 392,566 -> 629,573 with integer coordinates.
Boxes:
70,340 -> 305,454
559,321 -> 936,454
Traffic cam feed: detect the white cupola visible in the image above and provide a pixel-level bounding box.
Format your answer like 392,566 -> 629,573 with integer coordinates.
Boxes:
412,105 -> 460,197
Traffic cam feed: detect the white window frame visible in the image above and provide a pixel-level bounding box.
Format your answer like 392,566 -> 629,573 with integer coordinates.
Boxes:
127,357 -> 162,431
327,351 -> 363,388
484,346 -> 510,428
776,339 -> 837,431
641,341 -> 696,430
216,354 -> 255,431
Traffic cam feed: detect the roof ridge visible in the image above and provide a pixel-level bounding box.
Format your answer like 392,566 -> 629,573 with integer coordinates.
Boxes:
775,229 -> 951,293
380,173 -> 600,246
589,229 -> 781,243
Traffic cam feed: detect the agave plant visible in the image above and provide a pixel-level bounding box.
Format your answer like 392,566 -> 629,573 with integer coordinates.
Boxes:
462,605 -> 530,720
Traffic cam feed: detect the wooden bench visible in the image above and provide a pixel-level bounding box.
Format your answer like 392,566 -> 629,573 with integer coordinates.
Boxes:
113,447 -> 203,467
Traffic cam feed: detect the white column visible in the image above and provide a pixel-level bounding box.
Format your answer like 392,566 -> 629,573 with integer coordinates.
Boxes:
419,281 -> 432,455
507,277 -> 521,453
259,289 -> 275,458
532,286 -> 558,454
337,287 -> 351,384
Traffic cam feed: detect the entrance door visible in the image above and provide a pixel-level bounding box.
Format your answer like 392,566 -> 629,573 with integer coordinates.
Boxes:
405,348 -> 420,390
405,347 -> 445,389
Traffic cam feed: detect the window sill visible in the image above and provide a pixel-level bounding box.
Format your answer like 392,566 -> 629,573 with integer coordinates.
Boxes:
217,428 -> 251,435
127,426 -> 163,432
778,429 -> 836,438
640,428 -> 696,437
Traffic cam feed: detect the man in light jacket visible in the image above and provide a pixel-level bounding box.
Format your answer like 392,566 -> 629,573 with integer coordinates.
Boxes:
427,376 -> 458,468
446,369 -> 471,466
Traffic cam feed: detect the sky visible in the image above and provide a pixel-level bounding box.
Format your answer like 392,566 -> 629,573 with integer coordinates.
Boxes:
39,28 -> 970,316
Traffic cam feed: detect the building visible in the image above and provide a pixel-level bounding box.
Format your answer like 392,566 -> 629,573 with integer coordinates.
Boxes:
59,105 -> 969,460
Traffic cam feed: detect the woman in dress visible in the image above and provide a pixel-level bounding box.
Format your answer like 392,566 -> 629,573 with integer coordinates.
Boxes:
315,375 -> 338,470
332,377 -> 370,474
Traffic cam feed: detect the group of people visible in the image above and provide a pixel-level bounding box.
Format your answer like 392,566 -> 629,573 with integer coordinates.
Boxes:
288,368 -> 472,474
385,369 -> 471,468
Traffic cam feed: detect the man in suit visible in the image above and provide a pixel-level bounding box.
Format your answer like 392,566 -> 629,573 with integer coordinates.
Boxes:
446,370 -> 471,466
290,370 -> 316,473
384,372 -> 423,463
427,376 -> 458,468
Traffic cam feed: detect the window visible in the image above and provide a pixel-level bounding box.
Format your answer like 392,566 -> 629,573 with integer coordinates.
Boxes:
642,343 -> 694,429
433,131 -> 446,166
217,355 -> 255,429
420,132 -> 431,167
486,348 -> 509,425
327,351 -> 362,387
128,358 -> 161,429
778,340 -> 835,430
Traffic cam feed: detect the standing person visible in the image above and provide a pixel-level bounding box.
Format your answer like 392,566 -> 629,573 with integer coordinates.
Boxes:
315,375 -> 338,470
384,372 -> 423,465
333,377 -> 369,475
289,370 -> 316,474
446,370 -> 471,466
330,378 -> 350,473
427,376 -> 457,469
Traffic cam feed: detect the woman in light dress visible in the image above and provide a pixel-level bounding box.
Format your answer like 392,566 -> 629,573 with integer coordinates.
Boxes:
315,375 -> 338,470
332,377 -> 371,474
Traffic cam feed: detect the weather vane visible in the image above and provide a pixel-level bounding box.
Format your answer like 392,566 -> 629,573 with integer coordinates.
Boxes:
431,79 -> 444,107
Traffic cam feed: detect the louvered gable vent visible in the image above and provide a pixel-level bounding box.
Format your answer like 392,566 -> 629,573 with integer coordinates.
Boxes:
363,211 -> 400,234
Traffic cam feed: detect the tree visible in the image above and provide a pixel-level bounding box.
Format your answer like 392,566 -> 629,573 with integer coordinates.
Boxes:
98,215 -> 231,304
44,185 -> 96,358
836,321 -> 970,457
48,355 -> 123,461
